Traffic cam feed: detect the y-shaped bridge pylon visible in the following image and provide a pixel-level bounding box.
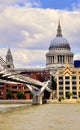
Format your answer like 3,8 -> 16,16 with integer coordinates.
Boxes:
27,80 -> 51,104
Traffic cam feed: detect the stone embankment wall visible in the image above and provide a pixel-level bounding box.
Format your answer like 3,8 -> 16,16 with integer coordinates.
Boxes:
0,100 -> 32,104
47,99 -> 80,104
77,99 -> 80,103
0,99 -> 80,104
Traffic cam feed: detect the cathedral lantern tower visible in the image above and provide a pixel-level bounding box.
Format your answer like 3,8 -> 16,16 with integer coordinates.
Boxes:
6,48 -> 14,70
46,21 -> 74,71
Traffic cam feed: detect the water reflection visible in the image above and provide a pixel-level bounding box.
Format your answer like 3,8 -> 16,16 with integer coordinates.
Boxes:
0,104 -> 80,130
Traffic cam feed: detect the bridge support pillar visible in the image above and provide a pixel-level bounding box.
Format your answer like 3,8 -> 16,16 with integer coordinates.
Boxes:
32,95 -> 43,105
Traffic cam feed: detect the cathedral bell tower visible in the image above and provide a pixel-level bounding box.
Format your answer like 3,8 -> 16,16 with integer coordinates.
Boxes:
6,48 -> 14,70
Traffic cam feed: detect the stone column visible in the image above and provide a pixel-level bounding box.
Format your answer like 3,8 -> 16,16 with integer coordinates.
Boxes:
50,56 -> 52,63
57,76 -> 59,99
49,57 -> 51,63
66,55 -> 68,64
51,56 -> 52,63
64,55 -> 66,63
62,55 -> 63,64
50,56 -> 51,63
59,55 -> 60,63
58,55 -> 59,63
70,56 -> 72,63
48,57 -> 49,64
52,56 -> 54,63
60,55 -> 62,63
68,56 -> 69,63
71,56 -> 73,63
53,56 -> 54,63
63,55 -> 64,63
54,55 -> 57,63
49,57 -> 50,63
46,57 -> 48,64
76,77 -> 78,98
69,56 -> 71,63
63,76 -> 65,99
70,76 -> 72,99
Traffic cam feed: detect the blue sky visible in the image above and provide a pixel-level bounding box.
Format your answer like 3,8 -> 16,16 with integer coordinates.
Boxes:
40,0 -> 78,10
0,0 -> 80,68
17,0 -> 79,10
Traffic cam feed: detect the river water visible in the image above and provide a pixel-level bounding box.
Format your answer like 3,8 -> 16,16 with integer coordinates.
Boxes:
0,104 -> 80,130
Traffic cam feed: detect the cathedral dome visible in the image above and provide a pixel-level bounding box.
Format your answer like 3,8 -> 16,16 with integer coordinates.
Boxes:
49,37 -> 70,50
49,21 -> 70,50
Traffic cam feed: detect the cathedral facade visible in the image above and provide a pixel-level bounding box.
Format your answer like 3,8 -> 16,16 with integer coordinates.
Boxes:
46,21 -> 74,72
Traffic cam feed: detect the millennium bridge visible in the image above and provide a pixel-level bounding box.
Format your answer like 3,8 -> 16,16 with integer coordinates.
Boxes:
0,56 -> 53,104
0,69 -> 53,104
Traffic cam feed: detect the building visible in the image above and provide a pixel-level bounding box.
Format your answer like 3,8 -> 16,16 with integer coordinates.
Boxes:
0,83 -> 30,100
56,64 -> 80,99
74,60 -> 80,68
46,21 -> 74,75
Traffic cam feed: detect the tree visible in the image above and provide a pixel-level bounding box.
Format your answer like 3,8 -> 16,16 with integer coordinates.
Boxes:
29,92 -> 33,99
78,92 -> 80,98
67,92 -> 73,99
51,76 -> 57,90
6,89 -> 13,99
17,92 -> 26,99
58,96 -> 64,102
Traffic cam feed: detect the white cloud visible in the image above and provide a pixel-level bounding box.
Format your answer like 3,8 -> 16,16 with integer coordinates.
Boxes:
74,53 -> 80,60
72,2 -> 80,11
0,8 -> 80,50
0,3 -> 80,68
13,49 -> 47,68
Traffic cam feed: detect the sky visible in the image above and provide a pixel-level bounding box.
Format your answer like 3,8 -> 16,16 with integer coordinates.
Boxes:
0,0 -> 80,68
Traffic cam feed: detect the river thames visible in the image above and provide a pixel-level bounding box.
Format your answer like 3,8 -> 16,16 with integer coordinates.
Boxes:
0,104 -> 80,130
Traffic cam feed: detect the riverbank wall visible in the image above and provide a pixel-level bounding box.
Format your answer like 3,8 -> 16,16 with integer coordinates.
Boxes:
0,100 -> 32,104
47,99 -> 80,104
0,99 -> 80,105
